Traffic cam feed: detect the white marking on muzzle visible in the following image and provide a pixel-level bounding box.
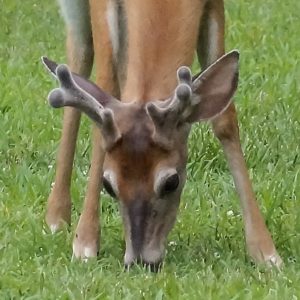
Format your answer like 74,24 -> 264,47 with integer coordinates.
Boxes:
120,203 -> 137,266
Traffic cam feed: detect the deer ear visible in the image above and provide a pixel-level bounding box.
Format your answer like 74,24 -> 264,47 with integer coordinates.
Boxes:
187,50 -> 239,123
41,56 -> 117,107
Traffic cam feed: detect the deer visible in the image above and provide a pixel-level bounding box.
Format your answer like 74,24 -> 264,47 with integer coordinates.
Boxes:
41,0 -> 282,269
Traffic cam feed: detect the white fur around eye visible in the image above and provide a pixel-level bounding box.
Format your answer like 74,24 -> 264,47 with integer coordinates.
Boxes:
103,170 -> 119,195
154,168 -> 178,195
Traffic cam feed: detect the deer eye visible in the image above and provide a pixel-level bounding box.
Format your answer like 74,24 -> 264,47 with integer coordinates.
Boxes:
163,173 -> 179,194
103,177 -> 116,198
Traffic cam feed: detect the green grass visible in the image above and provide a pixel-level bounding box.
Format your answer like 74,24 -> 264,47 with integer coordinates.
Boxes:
1,0 -> 300,299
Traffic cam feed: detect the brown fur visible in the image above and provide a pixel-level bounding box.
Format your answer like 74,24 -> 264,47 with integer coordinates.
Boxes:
121,0 -> 205,101
46,0 -> 282,267
103,106 -> 183,204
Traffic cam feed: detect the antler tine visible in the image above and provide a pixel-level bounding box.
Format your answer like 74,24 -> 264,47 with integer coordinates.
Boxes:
48,65 -> 103,123
177,66 -> 192,86
48,64 -> 121,150
99,108 -> 121,150
146,67 -> 193,149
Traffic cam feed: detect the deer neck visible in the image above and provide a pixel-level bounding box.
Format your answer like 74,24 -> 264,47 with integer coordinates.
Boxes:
119,0 -> 204,103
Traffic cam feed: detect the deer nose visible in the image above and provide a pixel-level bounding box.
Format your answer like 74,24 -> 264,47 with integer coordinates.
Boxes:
124,259 -> 163,273
128,199 -> 150,255
141,260 -> 162,272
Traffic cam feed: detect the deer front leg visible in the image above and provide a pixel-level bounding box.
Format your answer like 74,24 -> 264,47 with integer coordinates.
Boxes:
72,0 -> 119,259
72,128 -> 105,259
46,12 -> 93,232
212,105 -> 282,267
46,107 -> 81,232
198,0 -> 282,266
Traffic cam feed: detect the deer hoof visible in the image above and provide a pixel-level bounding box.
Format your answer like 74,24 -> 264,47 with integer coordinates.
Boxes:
264,252 -> 283,269
72,215 -> 100,261
45,210 -> 71,233
248,243 -> 283,269
45,192 -> 71,233
49,224 -> 59,234
72,236 -> 99,261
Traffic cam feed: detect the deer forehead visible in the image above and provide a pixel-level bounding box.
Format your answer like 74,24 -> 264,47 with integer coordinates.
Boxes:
111,104 -> 190,151
104,134 -> 174,179
112,104 -> 152,133
104,132 -> 183,189
106,106 -> 185,154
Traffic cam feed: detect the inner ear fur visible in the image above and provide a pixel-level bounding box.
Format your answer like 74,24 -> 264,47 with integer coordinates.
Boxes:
187,50 -> 239,123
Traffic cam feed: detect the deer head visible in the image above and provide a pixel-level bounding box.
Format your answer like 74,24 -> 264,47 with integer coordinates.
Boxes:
42,51 -> 239,269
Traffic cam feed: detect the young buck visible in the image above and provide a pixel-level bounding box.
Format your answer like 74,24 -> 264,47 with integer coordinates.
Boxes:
42,0 -> 282,268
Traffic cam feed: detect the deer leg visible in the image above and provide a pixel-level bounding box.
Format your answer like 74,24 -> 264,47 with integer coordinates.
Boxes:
197,0 -> 282,267
72,0 -> 119,259
72,127 -> 104,259
46,0 -> 93,233
211,105 -> 282,267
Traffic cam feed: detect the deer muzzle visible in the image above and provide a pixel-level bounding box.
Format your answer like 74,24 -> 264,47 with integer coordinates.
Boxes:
122,199 -> 170,271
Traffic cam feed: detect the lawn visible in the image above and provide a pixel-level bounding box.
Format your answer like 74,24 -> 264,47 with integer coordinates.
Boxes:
0,0 -> 300,299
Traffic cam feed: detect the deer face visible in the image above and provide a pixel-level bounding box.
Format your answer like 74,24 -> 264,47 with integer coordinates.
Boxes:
101,104 -> 189,267
42,51 -> 239,268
